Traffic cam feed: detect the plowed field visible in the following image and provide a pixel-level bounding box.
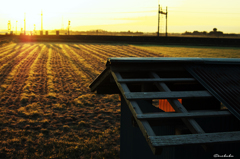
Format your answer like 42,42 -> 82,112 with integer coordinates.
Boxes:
0,42 -> 167,158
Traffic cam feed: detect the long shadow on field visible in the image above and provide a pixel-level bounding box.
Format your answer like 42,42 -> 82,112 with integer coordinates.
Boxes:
9,44 -> 20,53
57,46 -> 97,80
0,45 -> 24,85
45,44 -> 51,49
68,44 -> 81,50
52,44 -> 62,50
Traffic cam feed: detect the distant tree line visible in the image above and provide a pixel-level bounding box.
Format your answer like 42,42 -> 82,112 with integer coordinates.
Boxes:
182,28 -> 239,37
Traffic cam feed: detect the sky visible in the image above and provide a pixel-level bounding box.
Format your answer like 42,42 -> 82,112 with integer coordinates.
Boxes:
0,0 -> 240,33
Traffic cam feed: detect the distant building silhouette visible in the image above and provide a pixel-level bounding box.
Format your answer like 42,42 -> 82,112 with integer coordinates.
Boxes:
209,28 -> 223,36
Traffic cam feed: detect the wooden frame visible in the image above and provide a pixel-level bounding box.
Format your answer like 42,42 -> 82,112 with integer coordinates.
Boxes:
90,57 -> 240,156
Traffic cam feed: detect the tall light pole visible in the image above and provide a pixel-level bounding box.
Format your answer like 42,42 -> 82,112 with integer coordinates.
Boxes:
16,21 -> 18,35
41,10 -> 43,31
68,20 -> 70,35
157,4 -> 160,36
8,21 -> 11,34
62,16 -> 64,30
34,24 -> 36,35
24,13 -> 26,35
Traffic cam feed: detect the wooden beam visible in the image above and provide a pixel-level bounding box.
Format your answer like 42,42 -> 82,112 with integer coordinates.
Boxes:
125,91 -> 212,100
150,72 -> 205,135
89,68 -> 111,92
118,78 -> 196,83
149,131 -> 240,147
137,110 -> 231,120
111,72 -> 162,155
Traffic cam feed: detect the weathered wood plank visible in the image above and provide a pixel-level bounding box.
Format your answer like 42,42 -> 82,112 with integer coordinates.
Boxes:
125,91 -> 212,100
89,68 -> 111,92
149,131 -> 240,147
112,72 -> 162,155
150,72 -> 205,135
137,110 -> 231,120
118,78 -> 196,83
112,73 -> 155,135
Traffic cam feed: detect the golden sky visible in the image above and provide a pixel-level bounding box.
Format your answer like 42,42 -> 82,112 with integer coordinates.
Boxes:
0,0 -> 240,33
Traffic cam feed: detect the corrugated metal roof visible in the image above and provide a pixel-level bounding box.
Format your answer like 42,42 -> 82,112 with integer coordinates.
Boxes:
107,57 -> 240,65
186,64 -> 240,120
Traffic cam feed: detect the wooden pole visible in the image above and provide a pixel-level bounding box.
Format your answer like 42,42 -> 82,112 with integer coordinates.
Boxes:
16,21 -> 18,35
157,4 -> 160,37
24,13 -> 26,35
166,6 -> 168,37
41,11 -> 43,31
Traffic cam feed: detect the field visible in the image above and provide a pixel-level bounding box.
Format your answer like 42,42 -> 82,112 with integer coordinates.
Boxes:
0,42 -> 240,158
133,45 -> 240,58
0,42 -> 170,159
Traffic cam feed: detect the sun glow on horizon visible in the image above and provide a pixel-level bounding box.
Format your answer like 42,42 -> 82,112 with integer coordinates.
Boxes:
0,0 -> 240,33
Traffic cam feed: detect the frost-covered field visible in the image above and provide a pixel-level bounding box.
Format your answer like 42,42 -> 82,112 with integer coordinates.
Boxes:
0,42 -> 167,158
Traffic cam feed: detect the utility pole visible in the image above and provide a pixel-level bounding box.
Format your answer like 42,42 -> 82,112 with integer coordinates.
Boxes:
68,20 -> 70,35
62,16 -> 64,30
8,21 -> 11,34
34,24 -> 36,35
24,13 -> 26,35
158,5 -> 168,37
157,4 -> 160,37
16,21 -> 18,35
41,10 -> 43,31
166,7 -> 168,37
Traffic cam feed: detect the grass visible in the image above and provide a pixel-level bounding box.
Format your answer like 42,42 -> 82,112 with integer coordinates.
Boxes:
132,45 -> 240,58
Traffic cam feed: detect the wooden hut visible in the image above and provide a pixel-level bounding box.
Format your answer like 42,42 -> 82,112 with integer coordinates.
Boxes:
90,57 -> 240,159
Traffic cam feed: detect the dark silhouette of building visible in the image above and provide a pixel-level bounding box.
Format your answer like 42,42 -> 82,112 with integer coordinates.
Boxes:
209,28 -> 223,36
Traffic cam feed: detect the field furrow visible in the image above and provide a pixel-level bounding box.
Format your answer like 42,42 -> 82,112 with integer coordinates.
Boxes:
21,44 -> 48,104
86,44 -> 133,57
63,44 -> 101,80
67,44 -> 106,73
0,43 -> 17,53
103,45 -> 141,57
48,45 -> 65,96
59,44 -> 89,83
46,44 -> 82,104
0,45 -> 41,106
113,45 -> 148,57
52,45 -> 76,101
0,44 -> 28,65
127,45 -> 166,57
0,44 -> 37,87
75,44 -> 107,62
83,44 -> 118,58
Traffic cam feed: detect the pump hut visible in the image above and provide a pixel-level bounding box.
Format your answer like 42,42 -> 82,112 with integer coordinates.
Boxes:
90,57 -> 240,159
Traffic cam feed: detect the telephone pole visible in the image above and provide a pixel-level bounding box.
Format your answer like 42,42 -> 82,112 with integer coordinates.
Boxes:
41,11 -> 43,31
16,21 -> 18,35
24,13 -> 26,35
157,5 -> 168,37
34,24 -> 36,35
62,16 -> 64,30
8,21 -> 11,34
165,7 -> 168,37
157,4 -> 160,36
68,20 -> 70,35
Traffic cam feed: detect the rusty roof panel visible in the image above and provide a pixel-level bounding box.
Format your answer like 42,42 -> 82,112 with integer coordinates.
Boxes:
186,65 -> 240,120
